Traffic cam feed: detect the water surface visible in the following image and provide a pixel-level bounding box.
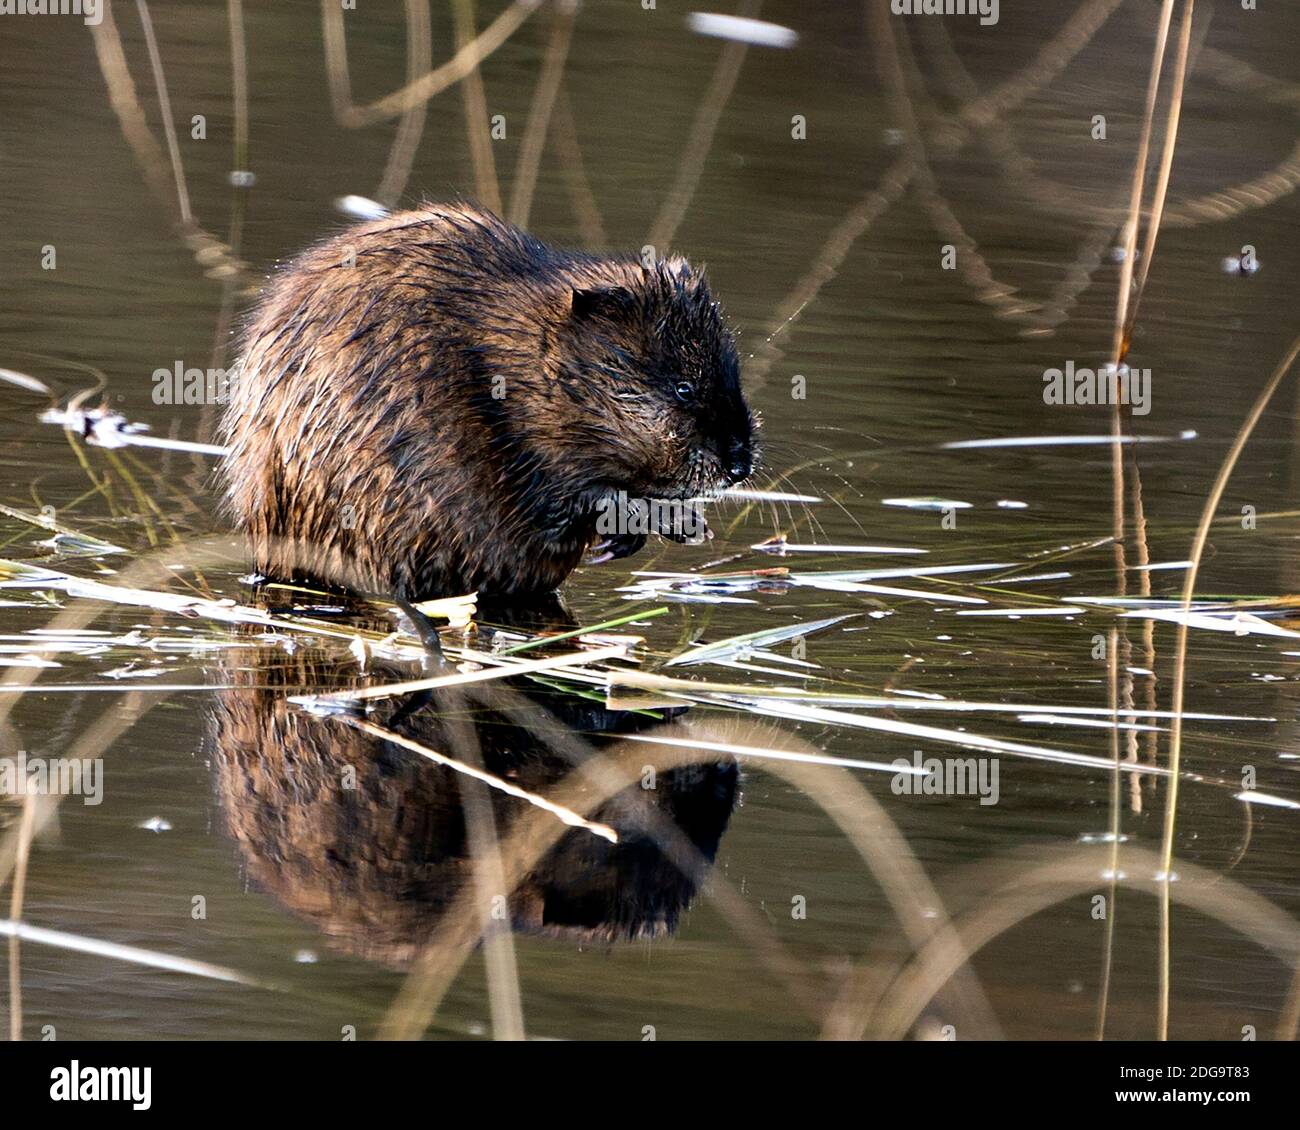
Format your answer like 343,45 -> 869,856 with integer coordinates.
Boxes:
1,0 -> 1298,1040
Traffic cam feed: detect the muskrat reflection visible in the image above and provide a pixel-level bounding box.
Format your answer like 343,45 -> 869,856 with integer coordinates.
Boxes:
210,624 -> 738,966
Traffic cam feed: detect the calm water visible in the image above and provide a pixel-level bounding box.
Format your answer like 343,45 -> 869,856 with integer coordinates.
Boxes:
1,0 -> 1298,1040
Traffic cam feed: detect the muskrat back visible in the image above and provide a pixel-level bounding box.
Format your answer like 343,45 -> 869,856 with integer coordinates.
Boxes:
219,203 -> 755,599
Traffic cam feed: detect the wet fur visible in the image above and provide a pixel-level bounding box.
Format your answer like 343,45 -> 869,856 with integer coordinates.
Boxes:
219,204 -> 755,599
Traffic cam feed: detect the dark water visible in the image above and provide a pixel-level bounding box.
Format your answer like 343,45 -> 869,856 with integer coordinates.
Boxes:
1,0 -> 1298,1040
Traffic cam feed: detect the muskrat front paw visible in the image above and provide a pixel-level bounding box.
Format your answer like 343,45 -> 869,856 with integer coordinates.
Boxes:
585,531 -> 648,565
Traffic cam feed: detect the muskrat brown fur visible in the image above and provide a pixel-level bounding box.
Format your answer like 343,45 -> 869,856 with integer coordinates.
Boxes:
219,203 -> 756,600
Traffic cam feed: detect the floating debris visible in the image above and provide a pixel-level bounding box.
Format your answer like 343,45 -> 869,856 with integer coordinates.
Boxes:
1234,791 -> 1299,810
882,496 -> 972,510
1120,607 -> 1300,639
1221,253 -> 1260,276
329,714 -> 620,844
955,606 -> 1086,617
297,643 -> 631,705
0,367 -> 52,395
805,581 -> 986,604
943,432 -> 1197,449
0,503 -> 126,557
620,567 -> 791,603
335,194 -> 389,220
616,732 -> 922,777
0,921 -> 258,985
686,12 -> 798,48
752,535 -> 926,555
1018,714 -> 1163,733
411,592 -> 478,628
40,405 -> 229,457
0,654 -> 60,669
790,562 -> 1014,583
665,614 -> 855,668
997,572 -> 1072,583
707,695 -> 1171,777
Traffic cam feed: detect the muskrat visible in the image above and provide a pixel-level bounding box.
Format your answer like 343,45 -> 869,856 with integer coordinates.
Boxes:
219,203 -> 756,600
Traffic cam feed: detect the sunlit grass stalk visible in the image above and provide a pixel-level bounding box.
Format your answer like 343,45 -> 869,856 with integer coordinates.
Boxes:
0,920 -> 260,987
1126,0 -> 1197,343
1096,627 -> 1120,1041
6,794 -> 36,1041
1109,0 -> 1174,365
495,606 -> 667,654
1160,334 -> 1300,1040
302,643 -> 629,705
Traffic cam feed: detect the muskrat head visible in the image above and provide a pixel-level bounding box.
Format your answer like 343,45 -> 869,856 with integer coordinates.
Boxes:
550,257 -> 757,502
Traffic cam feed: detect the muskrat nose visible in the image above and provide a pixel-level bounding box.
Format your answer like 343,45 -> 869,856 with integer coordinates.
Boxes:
725,439 -> 752,485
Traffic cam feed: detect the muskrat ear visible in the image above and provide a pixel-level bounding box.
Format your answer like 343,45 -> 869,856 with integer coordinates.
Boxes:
570,286 -> 640,323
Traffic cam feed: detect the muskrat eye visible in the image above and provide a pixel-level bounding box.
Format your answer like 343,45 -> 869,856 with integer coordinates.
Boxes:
674,380 -> 696,402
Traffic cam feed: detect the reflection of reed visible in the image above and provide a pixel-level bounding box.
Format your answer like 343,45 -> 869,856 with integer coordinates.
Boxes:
378,708 -> 1003,1041
1164,44 -> 1300,227
867,845 -> 1300,1041
376,0 -> 433,209
956,0 -> 1127,136
551,84 -> 606,247
134,0 -> 192,228
89,1 -> 242,280
95,0 -> 1300,358
646,0 -> 763,253
321,0 -> 537,128
746,156 -> 913,388
453,0 -> 503,215
507,0 -> 577,228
